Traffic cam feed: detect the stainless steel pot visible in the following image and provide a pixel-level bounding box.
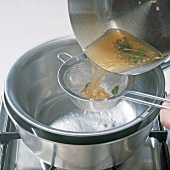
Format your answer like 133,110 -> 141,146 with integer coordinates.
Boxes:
68,0 -> 170,74
68,0 -> 170,56
3,36 -> 166,170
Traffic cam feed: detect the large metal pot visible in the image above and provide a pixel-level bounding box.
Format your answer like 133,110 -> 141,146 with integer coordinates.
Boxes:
3,36 -> 165,170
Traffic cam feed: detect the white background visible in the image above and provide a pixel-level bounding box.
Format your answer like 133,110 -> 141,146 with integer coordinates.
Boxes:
0,0 -> 73,94
0,0 -> 170,95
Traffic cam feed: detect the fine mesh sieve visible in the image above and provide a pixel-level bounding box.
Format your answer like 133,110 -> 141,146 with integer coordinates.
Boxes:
57,53 -> 134,112
58,53 -> 170,112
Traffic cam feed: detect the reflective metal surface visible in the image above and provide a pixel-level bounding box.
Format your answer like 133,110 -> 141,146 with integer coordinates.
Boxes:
58,53 -> 134,112
68,0 -> 170,74
3,36 -> 165,169
4,36 -> 164,136
1,110 -> 169,170
0,102 -> 18,170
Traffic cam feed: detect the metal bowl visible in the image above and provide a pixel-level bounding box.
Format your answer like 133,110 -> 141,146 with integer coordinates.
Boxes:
3,36 -> 165,169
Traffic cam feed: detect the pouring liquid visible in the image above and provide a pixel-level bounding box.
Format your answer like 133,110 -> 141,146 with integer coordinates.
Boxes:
84,29 -> 163,73
82,61 -> 110,100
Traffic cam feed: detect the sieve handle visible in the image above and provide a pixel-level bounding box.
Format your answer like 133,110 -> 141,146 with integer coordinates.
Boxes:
122,91 -> 170,110
57,52 -> 73,63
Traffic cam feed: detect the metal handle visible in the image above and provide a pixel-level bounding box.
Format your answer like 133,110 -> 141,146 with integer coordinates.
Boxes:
160,56 -> 170,70
122,91 -> 170,110
57,52 -> 73,63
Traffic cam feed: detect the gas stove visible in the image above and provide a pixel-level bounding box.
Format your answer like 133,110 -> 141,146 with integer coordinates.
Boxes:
1,98 -> 170,170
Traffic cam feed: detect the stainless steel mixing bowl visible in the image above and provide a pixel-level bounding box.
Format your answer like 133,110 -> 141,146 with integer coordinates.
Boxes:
3,36 -> 166,169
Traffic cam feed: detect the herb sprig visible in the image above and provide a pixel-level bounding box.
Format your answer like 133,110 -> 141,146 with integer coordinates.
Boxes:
111,85 -> 119,96
113,37 -> 163,64
81,82 -> 91,93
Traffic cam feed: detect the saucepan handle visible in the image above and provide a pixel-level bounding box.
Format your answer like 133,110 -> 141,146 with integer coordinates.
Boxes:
160,56 -> 170,70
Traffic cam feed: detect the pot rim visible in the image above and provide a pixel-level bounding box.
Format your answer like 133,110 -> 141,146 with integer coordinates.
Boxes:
3,93 -> 158,145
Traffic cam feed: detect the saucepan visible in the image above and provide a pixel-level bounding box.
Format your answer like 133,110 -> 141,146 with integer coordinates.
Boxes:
68,0 -> 170,74
3,35 -> 169,170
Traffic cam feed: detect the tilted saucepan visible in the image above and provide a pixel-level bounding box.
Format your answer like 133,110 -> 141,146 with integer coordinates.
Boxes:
68,0 -> 170,75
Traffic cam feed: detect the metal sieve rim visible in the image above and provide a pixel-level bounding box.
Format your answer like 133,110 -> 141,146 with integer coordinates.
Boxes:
58,54 -> 135,102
